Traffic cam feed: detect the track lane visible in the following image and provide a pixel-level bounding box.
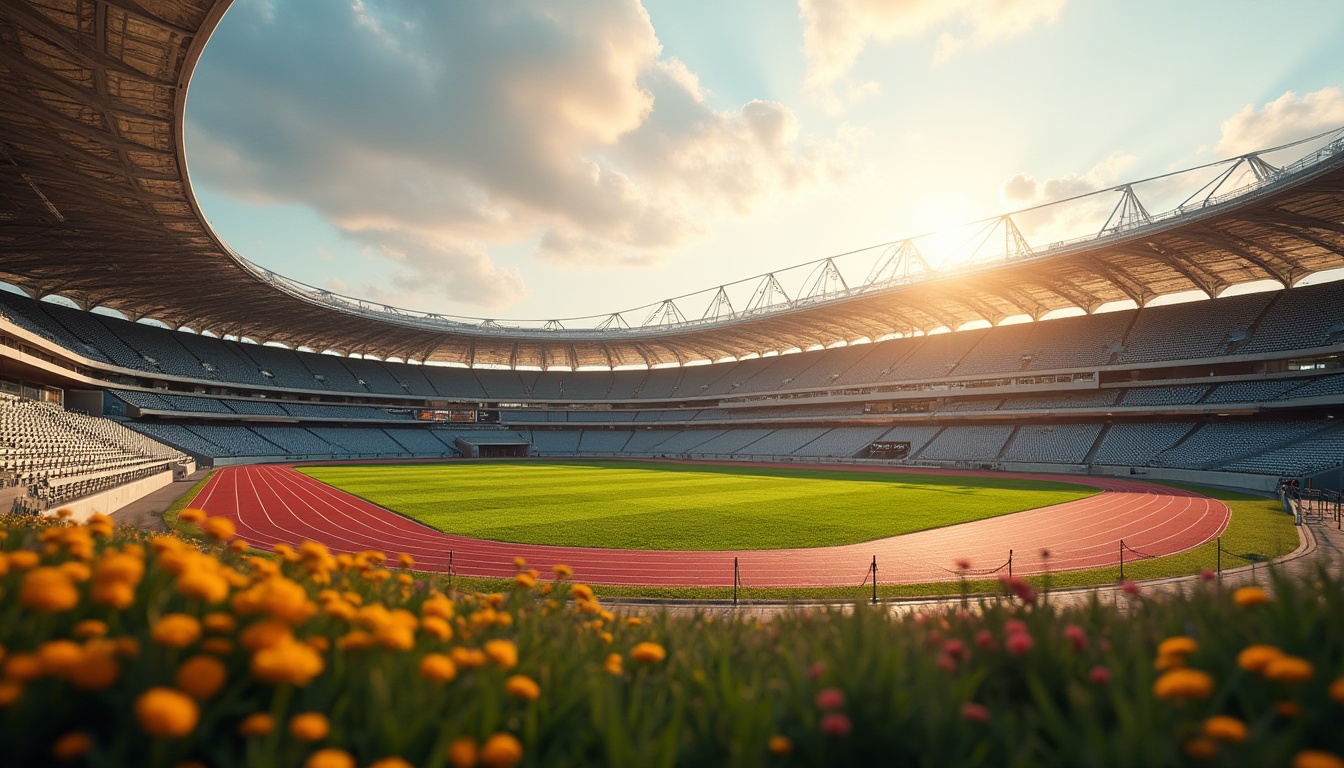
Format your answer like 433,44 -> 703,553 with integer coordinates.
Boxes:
187,462 -> 1230,587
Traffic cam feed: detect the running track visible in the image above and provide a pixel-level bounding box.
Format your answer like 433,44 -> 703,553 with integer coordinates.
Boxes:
187,463 -> 1230,587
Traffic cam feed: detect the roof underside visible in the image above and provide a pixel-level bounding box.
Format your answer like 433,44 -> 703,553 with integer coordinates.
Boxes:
3,0 -> 1344,369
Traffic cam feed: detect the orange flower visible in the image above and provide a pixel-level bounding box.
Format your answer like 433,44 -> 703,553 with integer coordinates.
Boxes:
480,733 -> 523,768
251,636 -> 324,687
289,712 -> 330,741
1157,636 -> 1198,657
768,735 -> 793,755
1330,676 -> 1344,704
505,675 -> 541,701
151,614 -> 202,648
20,568 -> 78,613
51,732 -> 94,760
604,654 -> 623,676
368,759 -> 413,768
420,653 -> 458,684
305,750 -> 356,768
1203,715 -> 1246,743
38,640 -> 83,676
1233,586 -> 1270,606
1295,751 -> 1344,768
1184,737 -> 1216,760
201,516 -> 236,540
1237,645 -> 1283,673
552,564 -> 573,578
484,639 -> 518,670
68,642 -> 120,691
631,642 -> 667,664
1153,669 -> 1213,701
447,737 -> 477,768
238,713 -> 275,737
1265,656 -> 1315,684
176,655 -> 228,700
135,688 -> 199,738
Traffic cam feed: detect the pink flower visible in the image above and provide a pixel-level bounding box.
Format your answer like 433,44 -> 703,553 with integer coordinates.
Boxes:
1004,619 -> 1027,636
999,576 -> 1035,603
807,661 -> 826,681
943,639 -> 968,662
974,629 -> 997,653
820,713 -> 852,737
1063,624 -> 1087,651
815,687 -> 845,710
1121,580 -> 1140,596
960,702 -> 991,724
955,558 -> 972,572
927,630 -> 943,647
1006,631 -> 1034,658
1088,666 -> 1112,685
1200,569 -> 1216,582
938,654 -> 957,674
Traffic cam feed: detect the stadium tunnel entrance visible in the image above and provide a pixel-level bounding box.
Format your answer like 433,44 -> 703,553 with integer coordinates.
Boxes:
455,436 -> 532,459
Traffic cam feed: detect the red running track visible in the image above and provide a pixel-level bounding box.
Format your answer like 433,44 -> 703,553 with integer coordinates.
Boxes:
187,463 -> 1230,587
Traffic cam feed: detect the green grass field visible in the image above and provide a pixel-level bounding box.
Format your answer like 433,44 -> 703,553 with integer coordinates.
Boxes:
297,460 -> 1098,550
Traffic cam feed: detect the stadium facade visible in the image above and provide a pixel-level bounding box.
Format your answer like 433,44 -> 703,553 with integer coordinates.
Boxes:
1,0 -> 1344,517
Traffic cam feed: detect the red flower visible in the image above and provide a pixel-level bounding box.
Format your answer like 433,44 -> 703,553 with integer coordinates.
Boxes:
974,629 -> 997,653
1006,632 -> 1034,658
807,661 -> 825,681
955,558 -> 972,572
943,639 -> 969,662
1089,666 -> 1112,685
1004,619 -> 1027,636
815,687 -> 845,710
960,702 -> 991,724
938,654 -> 957,674
1064,625 -> 1087,651
820,713 -> 852,737
1121,580 -> 1140,596
1200,569 -> 1216,582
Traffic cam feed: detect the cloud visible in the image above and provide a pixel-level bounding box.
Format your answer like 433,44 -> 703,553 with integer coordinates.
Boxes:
997,151 -> 1134,245
1213,87 -> 1344,156
798,0 -> 1066,109
188,0 -> 835,312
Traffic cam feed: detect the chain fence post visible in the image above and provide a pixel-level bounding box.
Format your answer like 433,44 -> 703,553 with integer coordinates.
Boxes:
448,550 -> 454,592
733,557 -> 739,607
1008,549 -> 1013,579
871,555 -> 877,605
1118,539 -> 1124,584
1216,536 -> 1222,580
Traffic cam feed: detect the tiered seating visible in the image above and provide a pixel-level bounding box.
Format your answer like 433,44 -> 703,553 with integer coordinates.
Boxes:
185,426 -> 283,456
1203,380 -> 1299,404
918,426 -> 1014,462
954,323 -> 1036,376
1119,385 -> 1208,407
0,394 -> 185,510
341,357 -> 407,395
384,428 -> 456,454
737,428 -> 830,456
1117,292 -> 1275,364
793,427 -> 890,457
622,430 -> 679,453
0,292 -> 111,362
1085,423 -> 1195,466
689,429 -> 778,455
224,399 -> 288,416
46,303 -> 156,372
420,366 -> 488,399
1237,282 -> 1342,354
890,330 -> 987,380
999,390 -> 1119,410
875,426 -> 942,456
130,423 -> 227,457
249,426 -> 339,455
576,430 -> 634,453
783,345 -> 875,390
1150,421 -> 1325,469
1025,310 -> 1134,370
1002,424 -> 1103,464
298,353 -> 365,392
1223,424 -> 1344,476
941,398 -> 1000,412
650,430 -> 727,453
1283,374 -> 1344,400
173,333 -> 272,386
307,428 -> 407,454
528,431 -> 583,454
99,318 -> 206,379
236,343 -> 327,389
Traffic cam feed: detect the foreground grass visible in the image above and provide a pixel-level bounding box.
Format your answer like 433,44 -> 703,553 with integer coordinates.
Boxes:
432,483 -> 1299,601
1,511 -> 1341,767
299,461 -> 1096,550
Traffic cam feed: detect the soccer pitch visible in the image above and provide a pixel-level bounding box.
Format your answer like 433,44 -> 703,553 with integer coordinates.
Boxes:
297,460 -> 1099,550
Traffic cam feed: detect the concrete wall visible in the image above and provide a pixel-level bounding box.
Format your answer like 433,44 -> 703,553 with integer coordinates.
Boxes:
44,470 -> 175,523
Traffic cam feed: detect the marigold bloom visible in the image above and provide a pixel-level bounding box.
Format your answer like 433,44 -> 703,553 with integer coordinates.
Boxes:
178,508 -> 207,524
68,644 -> 119,691
422,616 -> 453,641
0,681 -> 22,707
337,631 -> 375,651
1294,751 -> 1344,768
1153,669 -> 1214,701
571,584 -> 595,601
201,638 -> 234,656
369,759 -> 413,768
176,655 -> 227,700
177,569 -> 230,604
514,572 -> 537,589
201,517 -> 236,540
8,550 -> 39,570
20,567 -> 78,613
1203,715 -> 1247,743
135,688 -> 199,738
1233,586 -> 1270,606
251,637 -> 324,687
1184,737 -> 1217,760
289,712 -> 330,741
73,619 -> 108,639
552,564 -> 573,578
768,735 -> 792,755
240,619 -> 293,652
238,713 -> 274,737
203,612 -> 237,634
451,647 -> 487,669
38,640 -> 83,676
151,614 -> 202,648
1277,701 -> 1302,718
303,749 -> 355,768
484,639 -> 518,670
1157,636 -> 1198,657
630,642 -> 666,664
422,595 -> 455,620
1330,676 -> 1344,704
447,737 -> 478,768
420,653 -> 458,684
91,580 -> 135,609
1265,656 -> 1315,684
51,732 -> 93,760
505,675 -> 541,701
604,653 -> 623,676
1237,644 -> 1284,673
480,733 -> 523,768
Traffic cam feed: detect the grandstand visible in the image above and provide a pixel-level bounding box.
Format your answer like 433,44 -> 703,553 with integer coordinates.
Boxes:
0,0 -> 1342,515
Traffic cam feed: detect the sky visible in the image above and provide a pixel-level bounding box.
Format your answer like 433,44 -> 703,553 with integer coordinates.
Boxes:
184,0 -> 1344,325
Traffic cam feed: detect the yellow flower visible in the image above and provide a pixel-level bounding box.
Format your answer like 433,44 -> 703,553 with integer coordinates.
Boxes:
422,616 -> 453,642
512,557 -> 527,570
201,516 -> 236,540
1265,656 -> 1315,684
1203,715 -> 1246,743
176,655 -> 228,700
480,732 -> 523,768
631,642 -> 667,664
289,712 -> 330,742
240,619 -> 293,652
1295,751 -> 1344,768
337,631 -> 374,651
38,640 -> 83,676
1237,644 -> 1284,673
4,653 -> 41,682
369,759 -> 413,768
8,550 -> 39,570
178,508 -> 207,524
1153,653 -> 1185,672
51,732 -> 94,760
68,642 -> 120,691
1233,586 -> 1270,606
1184,737 -> 1217,760
20,567 -> 79,613
73,619 -> 108,639
420,653 -> 458,684
422,595 -> 455,620
177,569 -> 230,604
484,639 -> 518,670
505,675 -> 541,701
251,637 -> 324,687
135,688 -> 199,738
571,584 -> 595,601
1157,636 -> 1198,657
202,638 -> 235,656
451,647 -> 487,669
552,564 -> 573,578
1153,669 -> 1214,701
768,735 -> 793,755
203,612 -> 237,634
447,737 -> 477,768
305,749 -> 355,768
514,572 -> 537,589
91,580 -> 135,609
604,654 -> 623,676
375,624 -> 416,651
398,553 -> 415,569
237,713 -> 274,737
151,614 -> 202,648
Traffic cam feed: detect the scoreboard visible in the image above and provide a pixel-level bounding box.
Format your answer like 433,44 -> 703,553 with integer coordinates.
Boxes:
868,440 -> 910,458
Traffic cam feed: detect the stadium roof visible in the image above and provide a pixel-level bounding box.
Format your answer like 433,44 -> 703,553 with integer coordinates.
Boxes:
3,0 -> 1344,369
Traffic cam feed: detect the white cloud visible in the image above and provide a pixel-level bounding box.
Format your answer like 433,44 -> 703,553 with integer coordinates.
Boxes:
798,0 -> 1066,109
998,151 -> 1135,245
188,0 -> 837,312
1214,87 -> 1344,156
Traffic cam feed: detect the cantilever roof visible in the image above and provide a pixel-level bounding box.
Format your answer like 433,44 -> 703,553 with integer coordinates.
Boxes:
3,0 -> 1344,369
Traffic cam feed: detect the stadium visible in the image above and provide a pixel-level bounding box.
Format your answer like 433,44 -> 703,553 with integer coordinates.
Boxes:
3,1 -> 1344,766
